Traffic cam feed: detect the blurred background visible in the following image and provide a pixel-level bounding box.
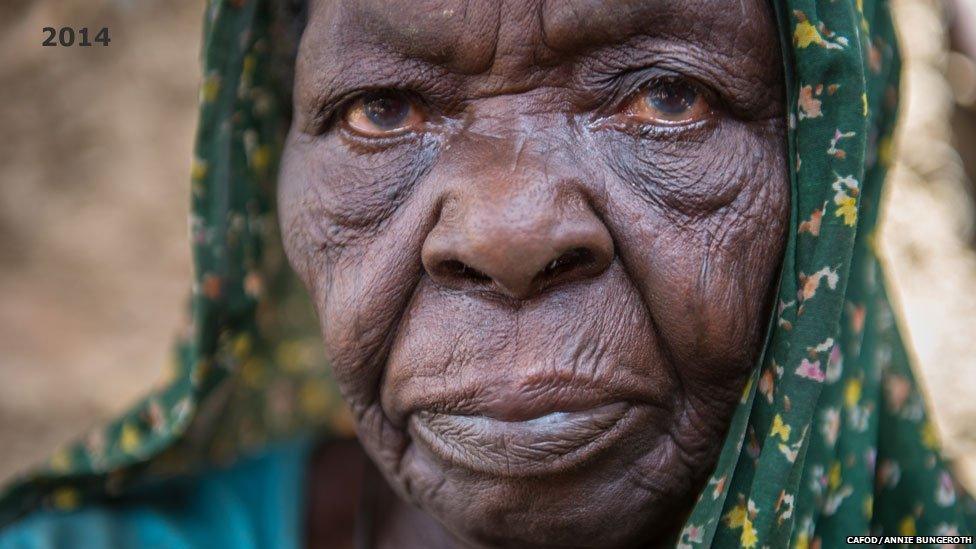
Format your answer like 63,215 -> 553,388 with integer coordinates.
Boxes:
0,0 -> 974,489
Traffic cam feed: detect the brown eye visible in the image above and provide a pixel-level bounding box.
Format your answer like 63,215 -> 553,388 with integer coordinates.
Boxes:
623,77 -> 711,125
344,91 -> 426,136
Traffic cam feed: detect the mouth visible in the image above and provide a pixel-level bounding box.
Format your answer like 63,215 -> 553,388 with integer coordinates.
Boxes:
408,402 -> 635,477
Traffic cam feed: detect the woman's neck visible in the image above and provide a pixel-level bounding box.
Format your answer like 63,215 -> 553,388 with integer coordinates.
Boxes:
305,438 -> 458,549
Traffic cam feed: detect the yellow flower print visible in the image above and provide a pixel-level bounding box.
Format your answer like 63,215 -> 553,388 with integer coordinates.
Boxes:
860,14 -> 870,34
49,448 -> 72,473
724,502 -> 747,529
740,375 -> 754,403
831,171 -> 860,226
828,461 -> 842,491
899,516 -> 916,536
232,332 -> 252,359
120,422 -> 142,454
250,145 -> 270,174
844,378 -> 862,409
191,358 -> 211,387
794,21 -> 824,49
792,11 -> 849,50
835,195 -> 857,226
276,340 -> 313,373
243,129 -> 270,174
200,73 -> 221,103
771,414 -> 792,442
741,516 -> 758,548
921,421 -> 939,450
52,487 -> 80,511
251,145 -> 271,173
242,54 -> 256,78
190,157 -> 208,181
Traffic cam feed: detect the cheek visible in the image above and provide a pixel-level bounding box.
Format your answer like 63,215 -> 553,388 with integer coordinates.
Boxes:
603,121 -> 788,384
279,130 -> 437,254
277,130 -> 440,407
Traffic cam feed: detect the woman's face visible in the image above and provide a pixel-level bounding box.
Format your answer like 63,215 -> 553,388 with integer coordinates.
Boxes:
279,0 -> 788,545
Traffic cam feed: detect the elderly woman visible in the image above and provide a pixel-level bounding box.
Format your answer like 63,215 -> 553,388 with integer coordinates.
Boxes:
0,0 -> 972,547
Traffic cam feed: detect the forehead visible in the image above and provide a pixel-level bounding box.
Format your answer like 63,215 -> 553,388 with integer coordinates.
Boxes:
304,0 -> 779,73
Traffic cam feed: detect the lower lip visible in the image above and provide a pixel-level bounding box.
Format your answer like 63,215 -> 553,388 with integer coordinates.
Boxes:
409,402 -> 634,477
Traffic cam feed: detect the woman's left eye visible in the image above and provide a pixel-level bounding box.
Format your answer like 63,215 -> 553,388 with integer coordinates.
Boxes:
343,91 -> 426,136
621,77 -> 711,125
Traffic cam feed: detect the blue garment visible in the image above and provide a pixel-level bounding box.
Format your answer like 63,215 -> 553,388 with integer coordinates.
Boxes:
0,438 -> 311,549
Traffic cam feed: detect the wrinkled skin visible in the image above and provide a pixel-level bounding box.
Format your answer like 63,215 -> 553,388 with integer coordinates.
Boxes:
279,0 -> 788,547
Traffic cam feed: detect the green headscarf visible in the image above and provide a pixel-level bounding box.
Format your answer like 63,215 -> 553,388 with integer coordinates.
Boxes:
1,0 -> 973,546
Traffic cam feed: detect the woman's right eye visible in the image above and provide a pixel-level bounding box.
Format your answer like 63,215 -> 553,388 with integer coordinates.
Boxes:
342,91 -> 427,137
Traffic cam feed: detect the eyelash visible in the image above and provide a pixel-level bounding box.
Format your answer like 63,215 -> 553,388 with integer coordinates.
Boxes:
620,71 -> 716,109
598,117 -> 715,143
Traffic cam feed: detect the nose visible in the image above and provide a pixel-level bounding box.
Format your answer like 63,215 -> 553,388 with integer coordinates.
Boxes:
422,194 -> 614,300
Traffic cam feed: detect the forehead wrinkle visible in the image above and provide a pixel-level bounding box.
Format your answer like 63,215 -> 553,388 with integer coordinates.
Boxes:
304,0 -> 775,77
537,0 -> 775,59
330,0 -> 503,75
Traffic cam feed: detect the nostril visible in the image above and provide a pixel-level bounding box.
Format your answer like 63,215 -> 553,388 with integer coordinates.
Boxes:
439,259 -> 493,284
422,208 -> 614,299
536,247 -> 596,285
